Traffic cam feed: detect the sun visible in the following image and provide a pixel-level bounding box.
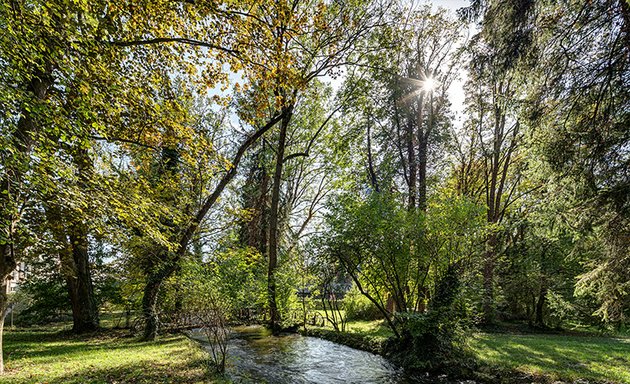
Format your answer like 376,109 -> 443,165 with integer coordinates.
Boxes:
422,77 -> 436,92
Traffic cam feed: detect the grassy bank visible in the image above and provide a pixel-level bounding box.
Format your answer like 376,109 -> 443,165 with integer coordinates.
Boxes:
2,327 -> 228,384
303,318 -> 393,354
470,332 -> 630,383
308,319 -> 630,383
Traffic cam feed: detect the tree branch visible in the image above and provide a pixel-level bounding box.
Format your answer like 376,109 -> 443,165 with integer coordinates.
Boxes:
108,38 -> 240,56
177,111 -> 286,257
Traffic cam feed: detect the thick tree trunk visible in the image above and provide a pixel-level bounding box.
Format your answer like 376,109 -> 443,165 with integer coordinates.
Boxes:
141,247 -> 180,341
268,107 -> 292,333
142,271 -> 164,341
67,223 -> 99,333
45,200 -> 99,333
0,270 -> 12,374
0,307 -> 5,375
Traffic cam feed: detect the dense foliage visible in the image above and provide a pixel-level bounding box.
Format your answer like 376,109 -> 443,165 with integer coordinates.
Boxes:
1,0 -> 628,376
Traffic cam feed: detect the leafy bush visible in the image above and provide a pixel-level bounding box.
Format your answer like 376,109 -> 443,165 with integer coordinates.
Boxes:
344,286 -> 383,321
385,264 -> 474,374
16,258 -> 71,325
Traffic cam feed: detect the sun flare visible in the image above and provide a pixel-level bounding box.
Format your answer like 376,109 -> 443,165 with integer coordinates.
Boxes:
423,77 -> 436,92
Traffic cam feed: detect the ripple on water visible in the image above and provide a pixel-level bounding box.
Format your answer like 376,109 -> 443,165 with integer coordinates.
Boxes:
190,326 -> 471,384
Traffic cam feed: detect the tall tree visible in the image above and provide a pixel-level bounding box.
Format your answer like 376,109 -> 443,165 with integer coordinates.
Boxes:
359,4 -> 464,212
462,0 -> 630,325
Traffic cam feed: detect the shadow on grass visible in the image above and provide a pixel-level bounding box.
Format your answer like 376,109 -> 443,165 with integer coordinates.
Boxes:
474,334 -> 630,382
6,357 -> 215,384
4,329 -> 181,363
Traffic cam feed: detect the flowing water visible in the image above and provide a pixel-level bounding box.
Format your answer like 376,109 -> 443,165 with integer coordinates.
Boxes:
190,326 -> 473,384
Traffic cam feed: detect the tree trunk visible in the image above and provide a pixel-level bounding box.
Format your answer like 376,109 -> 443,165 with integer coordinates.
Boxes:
142,271 -> 164,341
482,232 -> 497,324
535,285 -> 546,327
268,107 -> 293,333
0,271 -> 12,374
535,246 -> 548,328
406,117 -> 417,210
45,200 -> 99,333
417,132 -> 428,212
141,247 -> 181,341
55,234 -> 99,333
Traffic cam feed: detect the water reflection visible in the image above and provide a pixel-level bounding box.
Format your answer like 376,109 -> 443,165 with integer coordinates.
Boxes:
227,326 -> 406,383
190,326 -> 472,384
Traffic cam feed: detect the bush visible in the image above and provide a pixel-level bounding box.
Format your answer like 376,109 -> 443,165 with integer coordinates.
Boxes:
384,264 -> 474,375
16,258 -> 71,325
344,286 -> 383,321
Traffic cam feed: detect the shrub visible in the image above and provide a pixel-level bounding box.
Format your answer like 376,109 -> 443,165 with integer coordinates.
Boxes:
344,286 -> 383,321
384,264 -> 474,375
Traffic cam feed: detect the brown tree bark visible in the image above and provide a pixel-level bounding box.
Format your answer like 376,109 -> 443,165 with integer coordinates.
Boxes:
268,107 -> 293,333
0,270 -> 13,374
139,112 -> 286,340
142,261 -> 171,340
45,200 -> 99,333
66,225 -> 99,333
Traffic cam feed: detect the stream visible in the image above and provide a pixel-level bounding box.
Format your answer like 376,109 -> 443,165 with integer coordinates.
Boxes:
189,325 -> 476,384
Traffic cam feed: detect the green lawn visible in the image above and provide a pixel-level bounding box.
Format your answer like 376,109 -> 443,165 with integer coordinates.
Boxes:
4,319 -> 628,383
312,318 -> 630,383
470,333 -> 630,383
2,328 -> 228,383
309,313 -> 393,340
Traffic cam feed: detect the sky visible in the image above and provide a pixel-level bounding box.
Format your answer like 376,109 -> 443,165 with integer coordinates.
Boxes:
324,0 -> 473,128
213,0 -> 475,129
433,0 -> 473,124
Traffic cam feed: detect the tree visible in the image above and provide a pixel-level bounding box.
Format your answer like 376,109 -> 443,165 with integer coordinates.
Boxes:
0,0 -> 143,369
343,3 -> 464,212
322,190 -> 483,338
462,0 -> 630,325
457,15 -> 528,323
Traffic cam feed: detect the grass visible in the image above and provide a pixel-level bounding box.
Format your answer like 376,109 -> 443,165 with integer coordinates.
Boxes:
309,312 -> 393,340
6,314 -> 628,383
470,332 -> 630,383
2,327 -> 229,383
342,319 -> 394,339
312,317 -> 630,383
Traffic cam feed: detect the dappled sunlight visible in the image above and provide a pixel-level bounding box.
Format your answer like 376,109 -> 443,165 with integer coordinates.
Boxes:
3,331 -> 215,384
472,333 -> 630,382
